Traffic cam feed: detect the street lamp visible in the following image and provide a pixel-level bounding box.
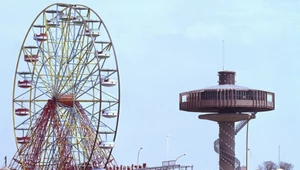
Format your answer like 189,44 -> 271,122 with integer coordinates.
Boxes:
137,147 -> 143,167
175,153 -> 187,162
166,134 -> 169,160
277,146 -> 282,170
246,121 -> 249,170
248,148 -> 251,170
246,113 -> 253,170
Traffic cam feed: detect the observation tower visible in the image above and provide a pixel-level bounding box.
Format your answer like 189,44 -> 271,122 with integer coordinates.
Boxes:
179,70 -> 275,170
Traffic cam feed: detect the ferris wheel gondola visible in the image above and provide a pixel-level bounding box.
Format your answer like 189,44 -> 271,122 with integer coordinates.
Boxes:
10,3 -> 120,170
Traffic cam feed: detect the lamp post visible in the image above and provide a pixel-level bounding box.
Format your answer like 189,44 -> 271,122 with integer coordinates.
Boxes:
167,134 -> 169,160
137,147 -> 143,167
248,148 -> 251,170
175,153 -> 187,163
246,113 -> 253,170
246,121 -> 249,170
277,146 -> 282,170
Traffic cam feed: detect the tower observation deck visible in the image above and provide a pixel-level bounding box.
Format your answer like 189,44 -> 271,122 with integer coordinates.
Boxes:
179,70 -> 275,170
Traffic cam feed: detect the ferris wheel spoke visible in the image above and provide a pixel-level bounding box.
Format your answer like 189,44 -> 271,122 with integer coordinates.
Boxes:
68,42 -> 104,95
14,119 -> 32,130
46,28 -> 61,50
74,102 -> 111,165
72,112 -> 95,159
54,20 -> 74,92
54,31 -> 94,91
13,89 -> 32,101
77,72 -> 118,101
74,75 -> 99,98
15,72 -> 56,101
14,99 -> 49,102
33,85 -> 53,99
60,11 -> 76,57
99,121 -> 116,132
44,33 -> 61,91
20,47 -> 54,95
33,64 -> 55,95
33,76 -> 54,99
67,36 -> 94,82
58,105 -> 98,160
35,44 -> 56,93
58,62 -> 99,97
55,41 -> 94,95
42,39 -> 57,91
68,40 -> 94,73
101,91 -> 118,102
48,10 -> 77,90
75,74 -> 101,99
76,103 -> 99,125
67,24 -> 86,55
73,54 -> 101,92
77,89 -> 100,101
14,83 -> 51,101
38,40 -> 55,75
72,55 -> 98,90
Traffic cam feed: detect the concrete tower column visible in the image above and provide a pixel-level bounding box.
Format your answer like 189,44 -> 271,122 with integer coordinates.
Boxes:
219,121 -> 235,170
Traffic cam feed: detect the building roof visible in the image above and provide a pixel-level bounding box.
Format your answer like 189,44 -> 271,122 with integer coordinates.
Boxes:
203,84 -> 250,90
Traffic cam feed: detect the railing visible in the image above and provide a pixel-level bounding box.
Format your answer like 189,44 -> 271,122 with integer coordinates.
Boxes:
137,165 -> 193,170
179,90 -> 275,111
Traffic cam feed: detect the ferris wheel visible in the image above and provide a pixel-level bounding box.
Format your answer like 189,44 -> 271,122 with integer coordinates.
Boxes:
10,3 -> 120,170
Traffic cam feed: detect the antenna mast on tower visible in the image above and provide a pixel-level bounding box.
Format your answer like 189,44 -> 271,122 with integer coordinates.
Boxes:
222,40 -> 225,71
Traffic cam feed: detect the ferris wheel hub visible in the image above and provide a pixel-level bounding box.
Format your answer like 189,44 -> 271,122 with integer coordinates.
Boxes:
58,94 -> 74,107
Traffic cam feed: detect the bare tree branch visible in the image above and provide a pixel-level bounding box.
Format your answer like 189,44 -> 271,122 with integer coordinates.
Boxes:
264,161 -> 277,170
257,161 -> 294,170
279,161 -> 294,170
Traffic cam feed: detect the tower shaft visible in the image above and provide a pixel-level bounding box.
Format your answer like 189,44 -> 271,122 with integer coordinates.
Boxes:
219,122 -> 235,170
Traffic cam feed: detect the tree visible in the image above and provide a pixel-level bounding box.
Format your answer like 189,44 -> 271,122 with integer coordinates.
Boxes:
257,161 -> 293,170
257,161 -> 277,170
279,162 -> 294,170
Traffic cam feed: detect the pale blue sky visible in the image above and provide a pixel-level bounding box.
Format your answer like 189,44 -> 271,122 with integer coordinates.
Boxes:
0,0 -> 299,169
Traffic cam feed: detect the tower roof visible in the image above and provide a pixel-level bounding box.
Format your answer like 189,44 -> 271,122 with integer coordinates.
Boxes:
203,84 -> 249,90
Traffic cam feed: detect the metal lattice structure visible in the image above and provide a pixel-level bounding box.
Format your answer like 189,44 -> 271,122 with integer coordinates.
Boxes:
179,71 -> 275,170
10,3 -> 120,170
